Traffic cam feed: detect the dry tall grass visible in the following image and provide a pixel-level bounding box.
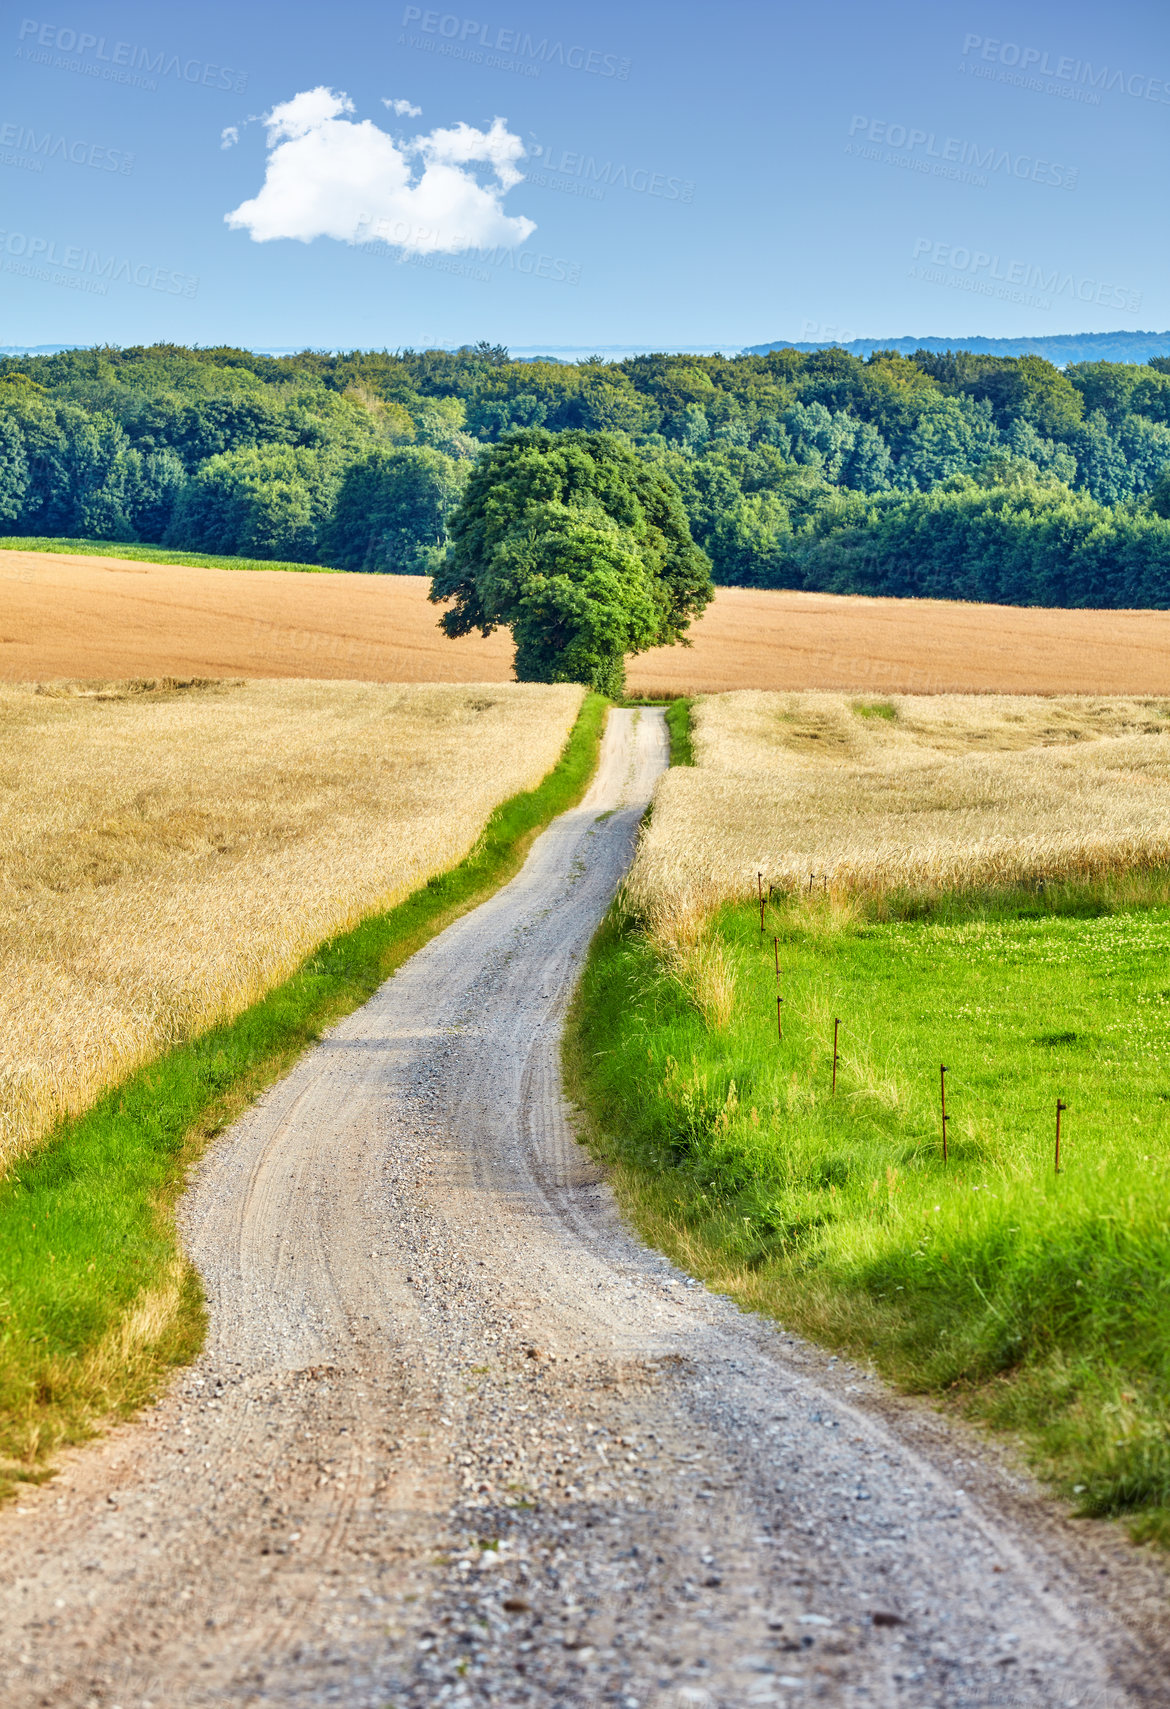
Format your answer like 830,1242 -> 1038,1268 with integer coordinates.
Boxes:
0,677 -> 582,1167
628,691 -> 1170,925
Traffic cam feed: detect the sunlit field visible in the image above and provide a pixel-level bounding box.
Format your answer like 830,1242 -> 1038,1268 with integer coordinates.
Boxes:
627,691 -> 1170,923
570,691 -> 1170,1540
11,549 -> 1170,697
0,677 -> 582,1167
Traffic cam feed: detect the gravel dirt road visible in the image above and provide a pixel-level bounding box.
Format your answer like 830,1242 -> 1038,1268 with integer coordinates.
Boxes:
0,707 -> 1166,1709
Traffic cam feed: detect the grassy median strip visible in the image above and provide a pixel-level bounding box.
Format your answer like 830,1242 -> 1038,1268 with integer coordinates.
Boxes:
663,697 -> 695,766
0,692 -> 607,1496
0,536 -> 340,573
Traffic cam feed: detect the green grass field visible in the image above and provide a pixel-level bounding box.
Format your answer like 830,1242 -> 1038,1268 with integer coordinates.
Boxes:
0,536 -> 340,573
567,874 -> 1170,1544
0,694 -> 606,1498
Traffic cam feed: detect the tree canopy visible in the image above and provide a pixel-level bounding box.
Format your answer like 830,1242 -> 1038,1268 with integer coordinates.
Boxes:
429,429 -> 713,694
319,446 -> 467,574
2,341 -> 1170,606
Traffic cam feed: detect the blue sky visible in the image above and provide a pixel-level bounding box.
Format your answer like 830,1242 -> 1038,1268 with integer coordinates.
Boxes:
3,0 -> 1167,351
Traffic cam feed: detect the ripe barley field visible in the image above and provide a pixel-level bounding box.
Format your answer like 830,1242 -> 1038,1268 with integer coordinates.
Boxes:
627,690 -> 1170,924
0,677 -> 582,1168
9,547 -> 1170,694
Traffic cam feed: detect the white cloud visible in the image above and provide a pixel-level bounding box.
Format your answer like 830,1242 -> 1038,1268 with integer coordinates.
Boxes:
420,118 -> 525,190
266,86 -> 353,141
220,125 -> 239,149
225,86 -> 534,254
383,97 -> 422,117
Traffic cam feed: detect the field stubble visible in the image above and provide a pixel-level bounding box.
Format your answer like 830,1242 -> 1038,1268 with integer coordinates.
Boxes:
0,677 -> 582,1168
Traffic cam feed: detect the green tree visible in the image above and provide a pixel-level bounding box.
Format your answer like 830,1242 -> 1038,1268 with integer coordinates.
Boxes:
1004,419 -> 1077,485
1130,370 -> 1170,425
0,379 -> 72,532
0,411 -> 29,523
430,429 -> 713,694
166,445 -> 336,561
1118,416 -> 1170,497
1071,412 -> 1133,504
319,447 -> 467,574
65,412 -> 137,539
783,402 -> 894,491
1067,360 -> 1145,423
470,392 -> 549,439
124,447 -> 187,542
413,396 -> 481,459
1150,470 -> 1170,520
575,376 -> 651,436
896,394 -> 1000,488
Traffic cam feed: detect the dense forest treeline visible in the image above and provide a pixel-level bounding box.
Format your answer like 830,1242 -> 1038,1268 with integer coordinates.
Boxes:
3,341 -> 1170,606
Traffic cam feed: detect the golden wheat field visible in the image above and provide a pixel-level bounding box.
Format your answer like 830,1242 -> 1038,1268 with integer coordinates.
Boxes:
10,549 -> 1170,695
628,691 -> 1170,923
0,677 -> 582,1167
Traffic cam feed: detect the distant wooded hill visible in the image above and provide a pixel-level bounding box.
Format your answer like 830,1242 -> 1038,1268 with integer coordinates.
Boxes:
744,331 -> 1170,366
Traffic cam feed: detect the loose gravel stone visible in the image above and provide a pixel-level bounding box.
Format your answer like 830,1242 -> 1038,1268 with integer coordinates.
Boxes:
0,710 -> 1165,1709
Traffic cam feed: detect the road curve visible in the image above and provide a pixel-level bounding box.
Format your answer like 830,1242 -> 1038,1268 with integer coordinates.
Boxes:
0,706 -> 1165,1708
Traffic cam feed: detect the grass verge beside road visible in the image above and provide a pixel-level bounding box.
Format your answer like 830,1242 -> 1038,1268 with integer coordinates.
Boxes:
0,536 -> 339,573
0,693 -> 607,1498
567,875 -> 1170,1547
663,698 -> 694,766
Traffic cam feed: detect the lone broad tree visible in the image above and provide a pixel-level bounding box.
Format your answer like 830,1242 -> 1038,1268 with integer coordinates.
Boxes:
429,429 -> 714,695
